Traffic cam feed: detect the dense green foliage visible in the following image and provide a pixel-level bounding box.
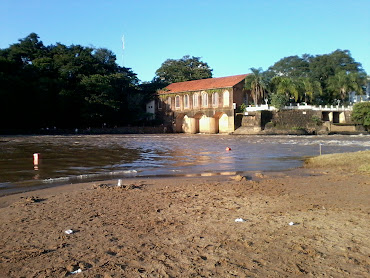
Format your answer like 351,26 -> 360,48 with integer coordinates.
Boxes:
270,93 -> 289,109
0,33 -> 153,131
154,55 -> 212,84
352,102 -> 370,130
244,67 -> 268,105
258,50 -> 367,105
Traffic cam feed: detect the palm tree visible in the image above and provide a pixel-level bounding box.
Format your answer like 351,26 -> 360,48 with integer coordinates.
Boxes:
271,76 -> 300,102
327,71 -> 364,101
244,67 -> 268,105
298,77 -> 322,103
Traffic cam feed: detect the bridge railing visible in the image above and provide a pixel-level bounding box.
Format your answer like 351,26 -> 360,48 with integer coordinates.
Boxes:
245,103 -> 353,112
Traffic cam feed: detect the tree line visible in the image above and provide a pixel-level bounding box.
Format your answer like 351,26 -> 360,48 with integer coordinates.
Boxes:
0,33 -> 368,132
245,50 -> 367,108
0,33 -> 155,131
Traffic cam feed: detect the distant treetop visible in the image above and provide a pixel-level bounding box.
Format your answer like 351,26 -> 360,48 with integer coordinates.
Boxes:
154,55 -> 213,84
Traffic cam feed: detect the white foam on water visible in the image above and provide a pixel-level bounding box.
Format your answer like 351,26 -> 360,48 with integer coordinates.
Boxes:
109,170 -> 138,175
0,182 -> 11,188
43,177 -> 70,183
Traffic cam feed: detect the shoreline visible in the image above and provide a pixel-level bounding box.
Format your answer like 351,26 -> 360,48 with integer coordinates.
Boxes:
1,166 -> 369,277
0,167 -> 300,198
1,128 -> 368,136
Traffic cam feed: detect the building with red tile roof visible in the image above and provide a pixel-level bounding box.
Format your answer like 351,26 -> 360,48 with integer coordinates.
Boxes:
154,74 -> 250,133
159,74 -> 248,94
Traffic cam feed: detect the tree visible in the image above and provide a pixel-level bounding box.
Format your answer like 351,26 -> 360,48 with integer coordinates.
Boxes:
266,55 -> 310,79
154,55 -> 212,84
271,76 -> 300,102
92,48 -> 119,74
244,67 -> 268,105
297,77 -> 322,103
265,49 -> 366,104
0,33 -> 50,129
308,49 -> 365,103
352,102 -> 370,130
80,73 -> 122,125
7,32 -> 46,65
309,49 -> 363,82
270,93 -> 289,109
327,71 -> 365,101
0,33 -> 146,131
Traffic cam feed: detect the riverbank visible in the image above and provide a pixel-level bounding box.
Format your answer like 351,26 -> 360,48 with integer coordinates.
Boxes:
0,156 -> 369,277
0,126 -> 170,136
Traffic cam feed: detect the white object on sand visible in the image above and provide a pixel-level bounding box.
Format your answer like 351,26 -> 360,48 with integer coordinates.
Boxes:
117,179 -> 122,187
70,268 -> 82,274
64,229 -> 74,234
289,222 -> 295,226
235,218 -> 246,222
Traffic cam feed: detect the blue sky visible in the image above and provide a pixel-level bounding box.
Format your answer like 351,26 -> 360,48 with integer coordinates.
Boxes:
1,0 -> 369,82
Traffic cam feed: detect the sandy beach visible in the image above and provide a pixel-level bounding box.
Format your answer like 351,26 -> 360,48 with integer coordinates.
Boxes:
0,165 -> 369,277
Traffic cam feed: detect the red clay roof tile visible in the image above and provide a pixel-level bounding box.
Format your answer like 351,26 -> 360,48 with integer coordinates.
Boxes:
159,74 -> 248,94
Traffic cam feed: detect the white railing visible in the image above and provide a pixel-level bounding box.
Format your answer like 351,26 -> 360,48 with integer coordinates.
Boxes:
245,105 -> 276,112
245,103 -> 353,112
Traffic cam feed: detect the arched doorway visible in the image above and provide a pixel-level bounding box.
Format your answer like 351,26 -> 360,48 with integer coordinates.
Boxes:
212,112 -> 229,133
213,112 -> 225,134
175,113 -> 185,133
182,115 -> 193,133
193,112 -> 204,133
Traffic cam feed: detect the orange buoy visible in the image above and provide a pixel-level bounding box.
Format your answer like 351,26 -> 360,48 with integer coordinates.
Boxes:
225,147 -> 231,151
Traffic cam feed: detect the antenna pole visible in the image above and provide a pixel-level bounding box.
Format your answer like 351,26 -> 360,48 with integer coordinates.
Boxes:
121,35 -> 125,67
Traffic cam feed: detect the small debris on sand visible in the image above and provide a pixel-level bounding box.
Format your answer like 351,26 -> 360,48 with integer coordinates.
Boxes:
230,175 -> 251,181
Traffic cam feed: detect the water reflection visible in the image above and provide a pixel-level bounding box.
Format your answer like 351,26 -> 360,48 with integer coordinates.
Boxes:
0,134 -> 369,193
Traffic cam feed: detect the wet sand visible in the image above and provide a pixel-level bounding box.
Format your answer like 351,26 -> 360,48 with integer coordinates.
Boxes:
0,167 -> 369,277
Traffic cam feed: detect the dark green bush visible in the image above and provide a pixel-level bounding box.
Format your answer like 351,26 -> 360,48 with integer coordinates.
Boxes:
311,115 -> 322,126
270,93 -> 289,110
352,102 -> 370,130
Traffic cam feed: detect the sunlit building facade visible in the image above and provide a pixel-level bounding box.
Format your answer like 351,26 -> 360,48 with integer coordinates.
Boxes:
157,74 -> 249,133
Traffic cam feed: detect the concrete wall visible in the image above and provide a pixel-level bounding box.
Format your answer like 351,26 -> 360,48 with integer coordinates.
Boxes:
174,113 -> 232,134
322,111 -> 352,124
328,124 -> 357,132
233,111 -> 271,134
182,115 -> 195,133
219,114 -> 230,133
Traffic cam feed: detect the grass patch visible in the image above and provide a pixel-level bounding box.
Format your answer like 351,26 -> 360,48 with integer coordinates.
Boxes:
305,150 -> 370,174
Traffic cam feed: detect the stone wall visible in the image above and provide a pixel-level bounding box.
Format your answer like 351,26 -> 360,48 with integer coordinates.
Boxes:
234,110 -> 323,135
268,110 -> 322,130
234,109 -> 367,135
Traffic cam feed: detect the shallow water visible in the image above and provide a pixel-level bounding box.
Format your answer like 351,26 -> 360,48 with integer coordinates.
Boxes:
0,134 -> 369,194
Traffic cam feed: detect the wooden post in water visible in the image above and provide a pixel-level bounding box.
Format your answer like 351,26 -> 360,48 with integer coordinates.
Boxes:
33,153 -> 40,170
319,144 -> 322,156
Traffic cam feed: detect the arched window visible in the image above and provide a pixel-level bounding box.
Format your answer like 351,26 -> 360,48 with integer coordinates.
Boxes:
193,93 -> 199,108
184,94 -> 189,108
175,95 -> 180,109
167,97 -> 172,110
212,92 -> 219,107
223,90 -> 230,107
201,92 -> 208,107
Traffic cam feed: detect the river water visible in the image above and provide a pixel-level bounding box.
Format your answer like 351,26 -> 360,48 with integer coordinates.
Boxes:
0,134 -> 369,195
